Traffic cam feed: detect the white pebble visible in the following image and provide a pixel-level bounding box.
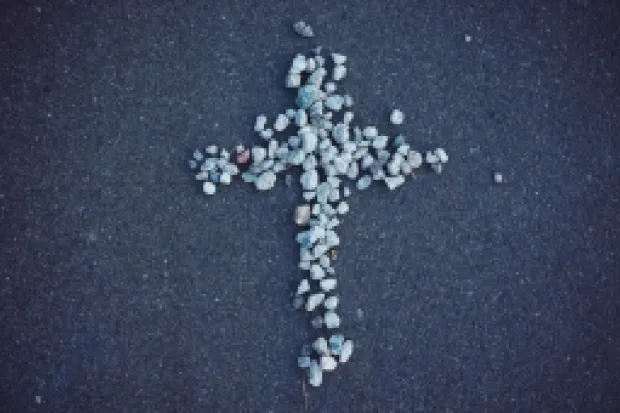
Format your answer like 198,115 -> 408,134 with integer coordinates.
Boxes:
320,356 -> 338,371
305,293 -> 325,311
435,147 -> 449,163
324,311 -> 341,329
339,340 -> 354,363
219,172 -> 231,185
295,205 -> 311,225
254,114 -> 267,132
384,175 -> 405,190
390,109 -> 404,125
333,65 -> 347,81
320,278 -> 337,292
313,337 -> 329,355
274,113 -> 289,131
310,263 -> 326,280
323,296 -> 339,310
202,181 -> 216,195
297,278 -> 310,295
308,360 -> 322,387
494,172 -> 504,184
300,169 -> 319,190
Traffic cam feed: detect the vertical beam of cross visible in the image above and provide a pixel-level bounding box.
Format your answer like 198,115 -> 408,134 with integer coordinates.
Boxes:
188,41 -> 448,388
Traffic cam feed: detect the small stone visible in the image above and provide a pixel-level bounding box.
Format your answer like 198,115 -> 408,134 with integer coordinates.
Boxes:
390,109 -> 404,125
189,159 -> 198,170
310,263 -> 326,280
333,65 -> 347,81
202,181 -> 216,195
313,337 -> 329,355
435,147 -> 449,163
308,360 -> 322,387
320,278 -> 337,292
328,334 -> 345,355
324,82 -> 337,93
324,311 -> 341,329
286,72 -> 301,88
260,129 -> 274,140
384,175 -> 405,190
219,172 -> 232,185
300,169 -> 319,190
325,95 -> 345,111
342,186 -> 351,197
293,295 -> 305,310
372,135 -> 389,149
255,171 -> 277,191
295,205 -> 311,225
274,114 -> 290,131
295,109 -> 308,127
252,147 -> 267,164
324,295 -> 339,310
343,95 -> 354,107
297,84 -> 321,109
425,150 -> 439,164
297,278 -> 310,295
293,21 -> 315,38
363,126 -> 378,138
408,150 -> 423,168
206,145 -> 218,155
356,175 -> 372,190
494,172 -> 504,184
306,293 -> 325,311
320,356 -> 338,371
254,114 -> 267,132
339,340 -> 354,363
298,356 -> 312,369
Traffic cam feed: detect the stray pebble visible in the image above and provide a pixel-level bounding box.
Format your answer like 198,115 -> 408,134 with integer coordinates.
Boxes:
390,109 -> 404,125
494,172 -> 504,184
293,21 -> 315,38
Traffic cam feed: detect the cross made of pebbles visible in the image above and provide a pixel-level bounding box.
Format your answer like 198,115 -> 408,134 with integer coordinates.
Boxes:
188,23 -> 449,388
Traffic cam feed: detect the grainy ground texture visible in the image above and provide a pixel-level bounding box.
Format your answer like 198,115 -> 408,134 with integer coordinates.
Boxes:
1,1 -> 619,412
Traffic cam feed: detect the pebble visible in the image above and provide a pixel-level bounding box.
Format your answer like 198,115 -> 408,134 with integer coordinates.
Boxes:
298,356 -> 312,369
295,205 -> 311,225
305,293 -> 325,311
320,356 -> 338,371
202,181 -> 216,195
324,311 -> 341,329
328,334 -> 345,355
324,296 -> 339,310
300,169 -> 319,190
408,150 -> 423,168
435,147 -> 449,163
339,340 -> 354,363
363,126 -> 378,138
494,172 -> 504,184
255,171 -> 277,191
320,278 -> 337,292
356,175 -> 372,190
252,147 -> 267,164
308,360 -> 323,387
254,115 -> 267,132
274,113 -> 289,131
384,175 -> 405,190
390,109 -> 404,125
297,278 -> 310,295
293,21 -> 315,38
333,65 -> 347,81
313,337 -> 329,355
310,264 -> 326,280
